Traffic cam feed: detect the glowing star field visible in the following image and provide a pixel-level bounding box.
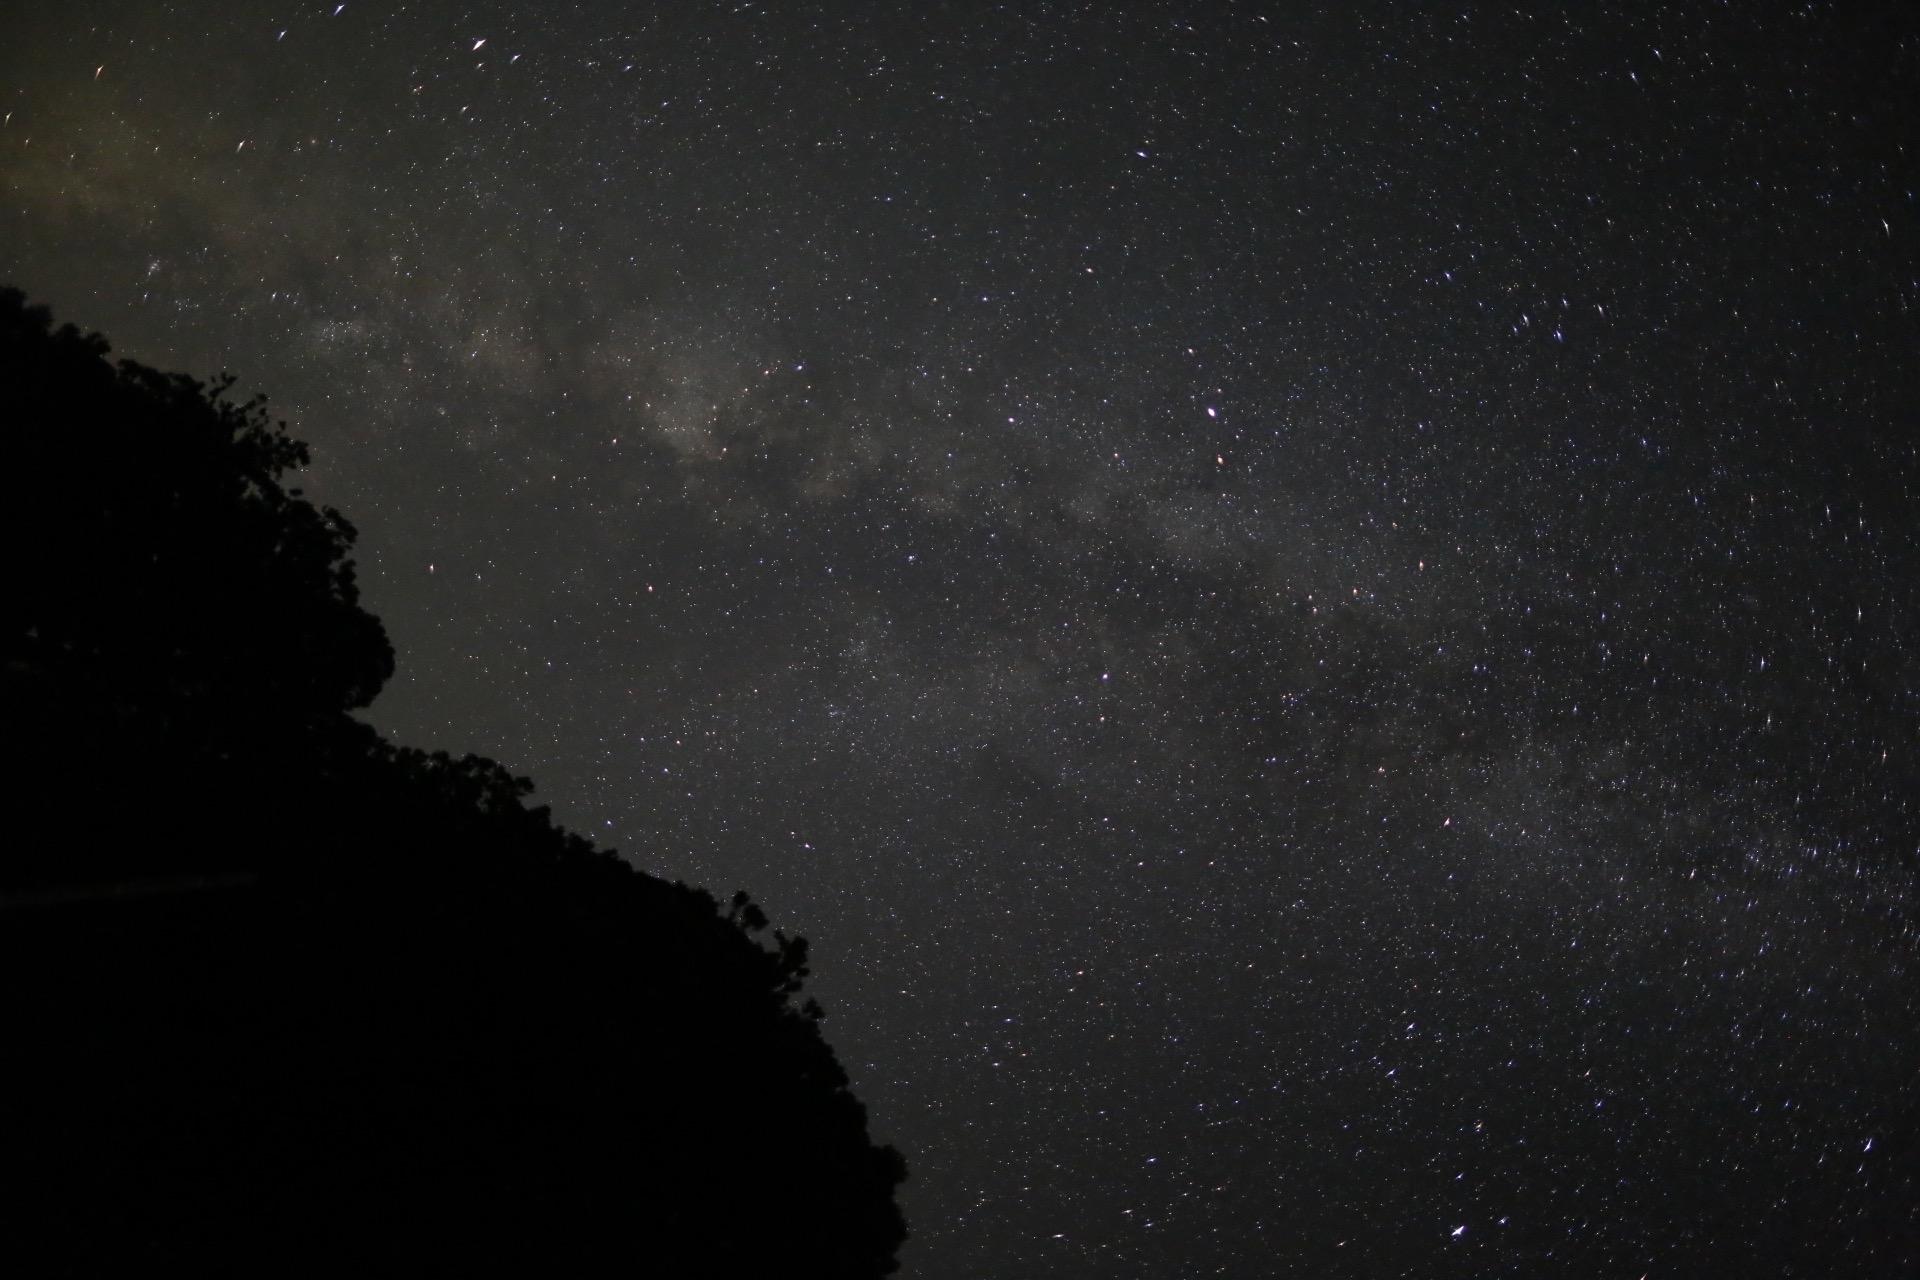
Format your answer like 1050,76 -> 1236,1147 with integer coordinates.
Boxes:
5,4 -> 1915,1275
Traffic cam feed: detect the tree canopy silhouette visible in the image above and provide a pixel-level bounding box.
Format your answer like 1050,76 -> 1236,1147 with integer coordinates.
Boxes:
0,288 -> 907,1277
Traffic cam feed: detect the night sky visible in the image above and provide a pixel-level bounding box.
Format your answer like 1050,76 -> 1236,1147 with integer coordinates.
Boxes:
6,3 -> 1918,1275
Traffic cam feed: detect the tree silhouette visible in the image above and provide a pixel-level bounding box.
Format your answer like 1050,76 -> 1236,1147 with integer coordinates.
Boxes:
0,288 -> 907,1277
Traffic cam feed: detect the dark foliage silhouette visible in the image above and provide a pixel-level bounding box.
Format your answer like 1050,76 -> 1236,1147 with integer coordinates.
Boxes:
0,289 -> 906,1276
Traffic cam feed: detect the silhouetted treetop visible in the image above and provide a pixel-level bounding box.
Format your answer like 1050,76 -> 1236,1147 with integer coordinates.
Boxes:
1,287 -> 392,723
0,287 -> 906,1277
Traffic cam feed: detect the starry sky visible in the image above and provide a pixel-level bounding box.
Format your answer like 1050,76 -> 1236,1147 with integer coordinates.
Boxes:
6,3 -> 1918,1274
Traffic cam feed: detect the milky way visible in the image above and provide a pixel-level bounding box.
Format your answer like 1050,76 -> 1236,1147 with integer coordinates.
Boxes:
5,4 -> 1916,1274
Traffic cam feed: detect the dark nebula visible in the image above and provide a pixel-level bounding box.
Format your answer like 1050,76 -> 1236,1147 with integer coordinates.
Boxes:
5,3 -> 1916,1274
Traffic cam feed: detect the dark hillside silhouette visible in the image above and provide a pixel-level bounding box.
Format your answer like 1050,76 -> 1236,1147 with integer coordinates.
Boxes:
0,289 -> 907,1276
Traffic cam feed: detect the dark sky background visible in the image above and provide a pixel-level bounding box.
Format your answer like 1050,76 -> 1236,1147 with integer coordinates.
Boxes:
6,3 -> 1918,1274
